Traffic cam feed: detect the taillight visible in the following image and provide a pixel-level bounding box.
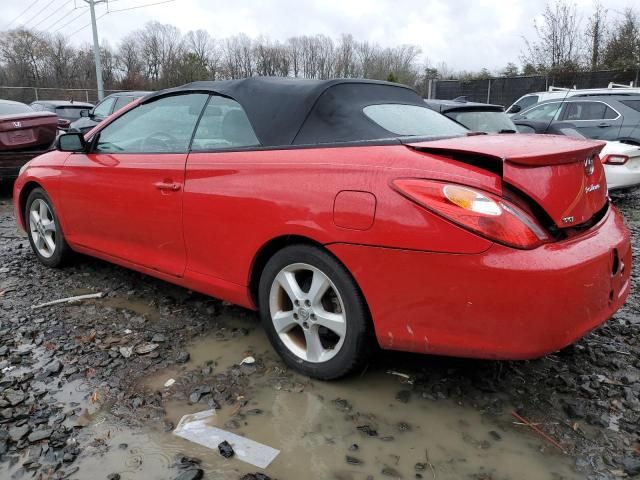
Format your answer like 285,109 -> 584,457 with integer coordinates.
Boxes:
392,179 -> 550,249
602,154 -> 629,165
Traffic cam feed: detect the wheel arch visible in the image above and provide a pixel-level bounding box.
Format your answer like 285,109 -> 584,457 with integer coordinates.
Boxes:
248,236 -> 373,327
17,181 -> 44,229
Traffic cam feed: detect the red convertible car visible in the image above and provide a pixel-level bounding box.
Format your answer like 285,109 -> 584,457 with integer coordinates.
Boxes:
13,78 -> 631,379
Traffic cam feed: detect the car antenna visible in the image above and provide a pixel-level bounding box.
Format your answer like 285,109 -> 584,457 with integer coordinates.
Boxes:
544,87 -> 571,134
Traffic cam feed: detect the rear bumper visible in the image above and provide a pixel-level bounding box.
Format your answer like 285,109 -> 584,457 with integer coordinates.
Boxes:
0,149 -> 51,179
606,162 -> 640,191
329,206 -> 631,360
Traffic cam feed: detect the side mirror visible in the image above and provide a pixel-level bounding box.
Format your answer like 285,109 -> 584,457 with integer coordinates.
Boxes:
507,105 -> 522,114
57,133 -> 87,152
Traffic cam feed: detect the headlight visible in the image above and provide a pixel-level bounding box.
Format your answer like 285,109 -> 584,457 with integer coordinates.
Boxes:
19,161 -> 32,176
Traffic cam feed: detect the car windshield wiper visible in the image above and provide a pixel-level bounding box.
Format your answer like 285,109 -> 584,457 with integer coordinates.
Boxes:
498,129 -> 517,134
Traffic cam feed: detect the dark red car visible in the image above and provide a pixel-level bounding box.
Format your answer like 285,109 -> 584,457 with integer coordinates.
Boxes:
13,78 -> 631,379
0,99 -> 57,181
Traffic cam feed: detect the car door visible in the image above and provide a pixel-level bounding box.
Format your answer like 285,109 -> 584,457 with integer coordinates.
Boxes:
560,100 -> 623,140
60,93 -> 209,277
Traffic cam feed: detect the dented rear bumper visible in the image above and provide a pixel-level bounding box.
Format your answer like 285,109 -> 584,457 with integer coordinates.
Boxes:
329,205 -> 631,359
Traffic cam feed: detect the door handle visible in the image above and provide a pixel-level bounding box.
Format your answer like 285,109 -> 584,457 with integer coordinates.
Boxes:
598,123 -> 610,128
153,181 -> 181,192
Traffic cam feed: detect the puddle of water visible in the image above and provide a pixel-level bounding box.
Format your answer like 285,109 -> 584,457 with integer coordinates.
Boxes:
90,325 -> 581,480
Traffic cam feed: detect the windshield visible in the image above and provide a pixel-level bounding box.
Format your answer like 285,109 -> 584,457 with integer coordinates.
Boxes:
363,104 -> 467,137
445,110 -> 517,133
55,106 -> 91,119
0,102 -> 33,115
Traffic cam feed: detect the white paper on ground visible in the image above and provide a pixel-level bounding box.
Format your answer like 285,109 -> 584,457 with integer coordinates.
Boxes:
173,409 -> 280,469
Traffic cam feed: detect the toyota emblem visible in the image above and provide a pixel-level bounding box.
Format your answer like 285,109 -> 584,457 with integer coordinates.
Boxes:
12,121 -> 21,128
584,156 -> 594,176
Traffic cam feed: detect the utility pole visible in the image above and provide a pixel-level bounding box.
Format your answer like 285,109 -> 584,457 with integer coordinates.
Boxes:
85,0 -> 107,101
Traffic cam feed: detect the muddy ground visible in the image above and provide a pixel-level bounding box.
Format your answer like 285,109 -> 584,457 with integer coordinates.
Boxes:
0,180 -> 639,480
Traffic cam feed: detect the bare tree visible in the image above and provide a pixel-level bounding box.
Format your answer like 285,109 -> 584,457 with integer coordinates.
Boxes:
521,0 -> 582,72
603,8 -> 640,70
585,2 -> 607,70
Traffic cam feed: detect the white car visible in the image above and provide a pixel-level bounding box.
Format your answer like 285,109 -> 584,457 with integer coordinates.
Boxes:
506,83 -> 640,115
600,141 -> 640,191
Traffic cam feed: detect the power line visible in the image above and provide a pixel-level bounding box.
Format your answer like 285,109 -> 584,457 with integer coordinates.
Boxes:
6,0 -> 43,28
52,7 -> 89,33
66,10 -> 108,37
38,3 -> 88,32
24,0 -> 66,29
106,0 -> 175,14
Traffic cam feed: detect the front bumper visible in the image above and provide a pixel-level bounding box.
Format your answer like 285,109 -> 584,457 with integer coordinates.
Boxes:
329,205 -> 631,360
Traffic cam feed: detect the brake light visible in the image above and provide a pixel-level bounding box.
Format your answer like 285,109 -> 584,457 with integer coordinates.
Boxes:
602,154 -> 629,165
392,179 -> 550,249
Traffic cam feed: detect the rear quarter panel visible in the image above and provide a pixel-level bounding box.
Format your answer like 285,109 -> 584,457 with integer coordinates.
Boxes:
183,144 -> 497,286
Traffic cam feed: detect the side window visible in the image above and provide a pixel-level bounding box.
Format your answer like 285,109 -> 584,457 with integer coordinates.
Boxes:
603,106 -> 618,119
93,97 -> 116,118
113,96 -> 134,112
94,93 -> 208,154
515,95 -> 538,110
522,102 -> 561,121
564,101 -> 607,121
191,96 -> 260,150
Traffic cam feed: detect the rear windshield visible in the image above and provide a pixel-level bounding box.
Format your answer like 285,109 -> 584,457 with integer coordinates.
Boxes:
0,102 -> 33,115
446,110 -> 517,133
363,104 -> 467,137
55,106 -> 91,118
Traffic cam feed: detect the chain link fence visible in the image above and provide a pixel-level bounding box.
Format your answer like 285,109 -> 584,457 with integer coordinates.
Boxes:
0,86 -> 142,105
430,69 -> 640,107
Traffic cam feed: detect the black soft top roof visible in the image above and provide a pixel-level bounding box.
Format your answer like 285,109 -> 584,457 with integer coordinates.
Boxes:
143,77 -> 427,147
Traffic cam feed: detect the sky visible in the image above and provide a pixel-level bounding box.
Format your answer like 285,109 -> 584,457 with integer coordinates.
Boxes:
1,0 -> 635,71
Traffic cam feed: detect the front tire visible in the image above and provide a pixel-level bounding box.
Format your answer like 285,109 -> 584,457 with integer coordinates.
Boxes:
258,244 -> 372,380
25,188 -> 72,268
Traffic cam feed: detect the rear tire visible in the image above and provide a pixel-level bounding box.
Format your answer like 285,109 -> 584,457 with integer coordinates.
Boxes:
258,244 -> 372,380
25,188 -> 72,268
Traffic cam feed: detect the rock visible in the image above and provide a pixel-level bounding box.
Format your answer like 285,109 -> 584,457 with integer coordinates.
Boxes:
356,425 -> 378,437
28,428 -> 53,443
564,401 -> 586,419
622,455 -> 640,476
189,391 -> 202,404
395,390 -> 411,403
240,474 -> 272,480
489,430 -> 502,441
135,343 -> 159,355
176,351 -> 190,363
346,455 -> 362,465
8,425 -> 30,442
44,359 -> 62,376
119,347 -> 133,358
348,443 -> 359,451
4,389 -> 25,406
173,468 -> 203,480
381,466 -> 402,477
151,333 -> 166,343
62,452 -> 75,462
107,474 -> 121,480
218,440 -> 234,458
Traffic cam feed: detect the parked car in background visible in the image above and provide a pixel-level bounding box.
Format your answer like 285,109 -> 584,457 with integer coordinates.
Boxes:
424,98 -> 517,133
506,83 -> 640,115
69,91 -> 150,134
13,77 -> 631,379
514,119 -> 640,191
0,99 -> 57,181
512,95 -> 640,145
30,100 -> 93,131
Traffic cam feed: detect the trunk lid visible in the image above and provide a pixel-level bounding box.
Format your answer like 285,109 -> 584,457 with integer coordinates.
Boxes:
408,134 -> 608,229
0,112 -> 57,151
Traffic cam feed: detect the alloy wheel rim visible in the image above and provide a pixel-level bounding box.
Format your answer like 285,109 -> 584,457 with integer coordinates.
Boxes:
29,199 -> 57,259
269,263 -> 347,363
